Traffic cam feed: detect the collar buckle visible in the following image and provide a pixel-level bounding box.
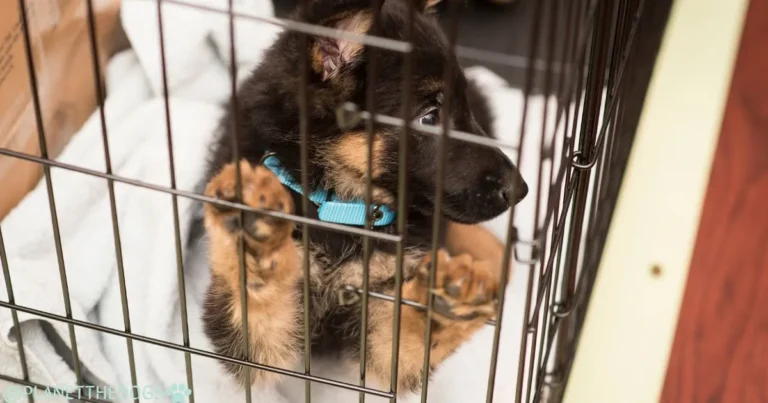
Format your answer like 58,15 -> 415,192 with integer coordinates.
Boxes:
369,205 -> 384,230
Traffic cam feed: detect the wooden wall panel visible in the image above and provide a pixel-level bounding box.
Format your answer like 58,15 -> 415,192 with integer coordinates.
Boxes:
661,0 -> 768,401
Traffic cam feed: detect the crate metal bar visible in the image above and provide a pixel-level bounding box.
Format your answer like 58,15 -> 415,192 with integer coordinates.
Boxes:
534,0 -> 586,392
549,39 -> 636,401
504,0 -> 546,399
527,41 -> 586,388
526,171 -> 579,326
344,106 -> 520,152
538,0 -> 594,248
571,0 -> 645,171
0,148 -> 401,243
607,0 -> 630,96
535,190 -> 576,395
534,0 -> 580,393
543,0 -> 597,164
536,237 -> 599,398
533,335 -> 572,402
565,0 -> 595,188
16,0 -> 83,387
591,47 -> 627,239
532,315 -> 563,399
523,0 -> 562,399
538,134 -> 574,246
535,56 -> 588,339
527,0 -> 604,325
585,117 -> 613,252
83,1 -> 140,401
297,29 -> 313,403
156,0 -> 408,52
553,5 -> 646,395
0,300 -> 395,398
154,0 -> 197,400
591,61 -> 629,245
342,285 -> 497,326
0,226 -> 34,403
532,237 -> 597,400
0,0 -> 651,400
455,45 -> 567,74
538,226 -> 567,392
360,2 -> 384,401
388,0 -> 416,400
552,0 -> 616,398
420,0 -> 462,401
225,1 -> 253,402
141,0 -> 573,73
546,4 -> 646,387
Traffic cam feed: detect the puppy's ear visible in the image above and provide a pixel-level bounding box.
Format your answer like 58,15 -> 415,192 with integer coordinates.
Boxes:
312,11 -> 372,81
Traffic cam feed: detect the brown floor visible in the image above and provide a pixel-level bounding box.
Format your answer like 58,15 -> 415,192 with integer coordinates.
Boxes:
661,0 -> 768,401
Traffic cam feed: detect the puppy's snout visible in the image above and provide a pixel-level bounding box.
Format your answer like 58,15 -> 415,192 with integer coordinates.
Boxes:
479,157 -> 528,206
495,152 -> 528,206
446,142 -> 528,220
502,177 -> 528,205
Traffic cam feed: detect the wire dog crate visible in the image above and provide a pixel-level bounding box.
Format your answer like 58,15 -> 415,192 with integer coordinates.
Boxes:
0,0 -> 667,402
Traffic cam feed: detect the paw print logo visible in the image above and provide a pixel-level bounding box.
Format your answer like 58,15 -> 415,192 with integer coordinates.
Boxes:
3,385 -> 25,403
166,383 -> 192,403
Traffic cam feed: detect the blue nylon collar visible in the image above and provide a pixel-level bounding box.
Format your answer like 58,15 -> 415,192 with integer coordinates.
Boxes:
262,154 -> 397,228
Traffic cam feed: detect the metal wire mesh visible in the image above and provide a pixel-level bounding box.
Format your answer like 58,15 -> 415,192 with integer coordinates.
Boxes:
0,0 -> 659,401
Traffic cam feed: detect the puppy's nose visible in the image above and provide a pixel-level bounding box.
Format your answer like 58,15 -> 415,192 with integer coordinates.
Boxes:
502,177 -> 528,206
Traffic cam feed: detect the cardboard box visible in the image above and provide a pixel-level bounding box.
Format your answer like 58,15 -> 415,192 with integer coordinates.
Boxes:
0,0 -> 121,219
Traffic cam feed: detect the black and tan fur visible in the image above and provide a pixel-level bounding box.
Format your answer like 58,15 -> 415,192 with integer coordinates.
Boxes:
195,0 -> 529,395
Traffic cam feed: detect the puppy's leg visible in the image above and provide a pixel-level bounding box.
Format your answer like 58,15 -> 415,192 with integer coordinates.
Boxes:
367,249 -> 499,394
445,220 -> 505,271
202,161 -> 302,386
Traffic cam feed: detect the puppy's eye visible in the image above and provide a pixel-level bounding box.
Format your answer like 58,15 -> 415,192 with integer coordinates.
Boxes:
419,109 -> 439,126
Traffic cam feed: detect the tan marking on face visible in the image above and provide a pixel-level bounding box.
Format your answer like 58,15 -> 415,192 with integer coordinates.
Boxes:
323,131 -> 395,204
333,131 -> 387,177
420,78 -> 443,95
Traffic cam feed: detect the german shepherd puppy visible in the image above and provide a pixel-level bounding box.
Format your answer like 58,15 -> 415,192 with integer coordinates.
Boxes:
198,0 -> 528,395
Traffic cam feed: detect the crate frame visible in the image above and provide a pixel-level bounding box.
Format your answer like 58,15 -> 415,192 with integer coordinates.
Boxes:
0,0 -> 656,402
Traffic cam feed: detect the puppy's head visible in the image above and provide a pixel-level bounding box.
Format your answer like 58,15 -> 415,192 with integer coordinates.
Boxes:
298,0 -> 527,224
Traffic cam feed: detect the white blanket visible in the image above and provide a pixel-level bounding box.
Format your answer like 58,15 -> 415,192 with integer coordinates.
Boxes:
0,1 -> 561,402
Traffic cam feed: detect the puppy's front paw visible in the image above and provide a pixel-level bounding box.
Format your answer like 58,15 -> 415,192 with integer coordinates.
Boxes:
205,161 -> 294,247
204,160 -> 297,291
414,249 -> 499,322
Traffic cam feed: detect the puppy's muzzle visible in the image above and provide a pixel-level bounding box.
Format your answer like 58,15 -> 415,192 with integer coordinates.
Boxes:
502,175 -> 528,206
